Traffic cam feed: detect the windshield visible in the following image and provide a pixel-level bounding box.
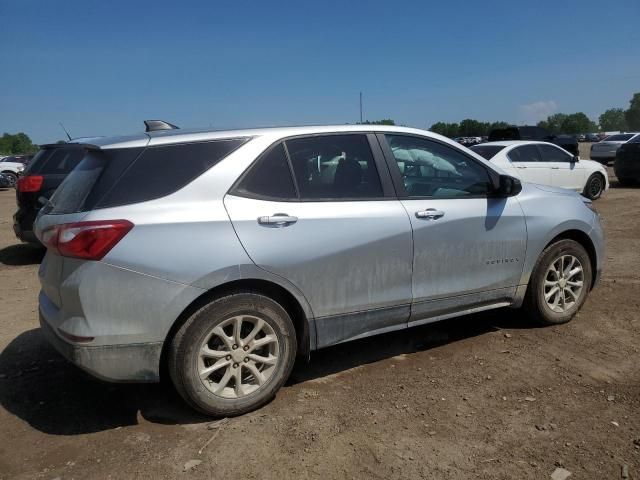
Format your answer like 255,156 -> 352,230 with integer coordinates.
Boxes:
470,145 -> 506,160
604,134 -> 635,142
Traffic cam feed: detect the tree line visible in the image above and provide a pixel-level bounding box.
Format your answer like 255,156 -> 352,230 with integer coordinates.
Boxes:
429,91 -> 640,138
0,132 -> 39,155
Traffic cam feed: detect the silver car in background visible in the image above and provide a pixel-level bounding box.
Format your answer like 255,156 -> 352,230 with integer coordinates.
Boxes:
590,133 -> 640,164
35,124 -> 604,416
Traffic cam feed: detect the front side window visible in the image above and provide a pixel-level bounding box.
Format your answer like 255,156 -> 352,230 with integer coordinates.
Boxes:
385,135 -> 492,198
537,144 -> 572,162
508,145 -> 542,163
285,134 -> 383,199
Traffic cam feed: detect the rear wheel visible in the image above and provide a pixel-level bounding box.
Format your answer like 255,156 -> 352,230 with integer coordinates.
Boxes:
168,292 -> 297,416
523,239 -> 592,326
583,173 -> 605,200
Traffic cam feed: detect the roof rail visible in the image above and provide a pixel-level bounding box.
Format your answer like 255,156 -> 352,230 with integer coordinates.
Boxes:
144,120 -> 179,132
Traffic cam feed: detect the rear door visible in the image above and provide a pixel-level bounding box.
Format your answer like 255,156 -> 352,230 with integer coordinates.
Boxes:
224,133 -> 414,348
378,134 -> 527,325
506,144 -> 551,185
537,143 -> 584,191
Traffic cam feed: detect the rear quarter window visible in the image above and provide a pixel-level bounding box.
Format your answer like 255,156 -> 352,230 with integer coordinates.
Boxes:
48,138 -> 248,214
97,138 -> 248,208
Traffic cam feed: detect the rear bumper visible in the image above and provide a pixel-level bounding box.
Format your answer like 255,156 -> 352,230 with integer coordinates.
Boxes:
39,290 -> 162,382
590,151 -> 616,161
13,208 -> 39,244
614,161 -> 640,180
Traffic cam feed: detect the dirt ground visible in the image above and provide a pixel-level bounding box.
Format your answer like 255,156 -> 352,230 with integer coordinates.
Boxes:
0,152 -> 639,479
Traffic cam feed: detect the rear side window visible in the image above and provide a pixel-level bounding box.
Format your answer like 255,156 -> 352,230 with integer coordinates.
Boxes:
233,144 -> 296,199
96,138 -> 247,208
508,145 -> 542,162
285,134 -> 383,199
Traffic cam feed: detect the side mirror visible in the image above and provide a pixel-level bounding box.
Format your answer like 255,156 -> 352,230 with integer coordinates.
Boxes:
572,155 -> 579,163
490,174 -> 522,197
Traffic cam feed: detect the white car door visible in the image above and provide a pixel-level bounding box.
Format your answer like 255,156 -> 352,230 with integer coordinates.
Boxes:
537,143 -> 583,191
505,144 -> 551,185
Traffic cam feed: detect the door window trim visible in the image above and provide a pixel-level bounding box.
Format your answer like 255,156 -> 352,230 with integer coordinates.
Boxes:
375,132 -> 496,200
229,132 -> 397,202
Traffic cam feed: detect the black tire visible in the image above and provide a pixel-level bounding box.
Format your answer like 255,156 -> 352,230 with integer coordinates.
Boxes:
168,292 -> 297,417
583,173 -> 605,200
1,172 -> 17,187
523,239 -> 592,326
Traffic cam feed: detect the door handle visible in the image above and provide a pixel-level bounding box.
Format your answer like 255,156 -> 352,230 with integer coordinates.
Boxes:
415,208 -> 445,220
551,166 -> 560,169
257,213 -> 298,227
516,166 -> 527,169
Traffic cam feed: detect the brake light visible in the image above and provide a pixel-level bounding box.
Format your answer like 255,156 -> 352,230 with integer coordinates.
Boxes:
17,175 -> 43,192
41,220 -> 133,260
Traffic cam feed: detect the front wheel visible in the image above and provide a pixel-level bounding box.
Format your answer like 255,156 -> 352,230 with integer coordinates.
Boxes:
168,292 -> 297,416
523,239 -> 592,326
1,172 -> 17,187
583,173 -> 605,200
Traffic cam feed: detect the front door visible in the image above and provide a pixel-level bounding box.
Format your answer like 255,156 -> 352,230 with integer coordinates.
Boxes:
537,143 -> 583,191
378,134 -> 527,325
507,144 -> 551,186
224,134 -> 413,348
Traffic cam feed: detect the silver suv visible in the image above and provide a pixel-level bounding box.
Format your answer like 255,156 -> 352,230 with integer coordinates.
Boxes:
35,124 -> 604,416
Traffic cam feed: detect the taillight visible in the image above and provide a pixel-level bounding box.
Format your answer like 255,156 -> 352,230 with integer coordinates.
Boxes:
41,220 -> 133,260
17,175 -> 44,192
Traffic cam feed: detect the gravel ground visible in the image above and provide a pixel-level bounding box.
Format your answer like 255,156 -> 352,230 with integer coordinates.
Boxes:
0,160 -> 638,479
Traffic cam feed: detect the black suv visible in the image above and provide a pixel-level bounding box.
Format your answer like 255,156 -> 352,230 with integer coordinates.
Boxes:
14,144 -> 86,243
488,126 -> 579,155
614,134 -> 640,186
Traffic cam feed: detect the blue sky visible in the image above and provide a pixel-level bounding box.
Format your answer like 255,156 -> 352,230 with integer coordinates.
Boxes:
1,0 -> 639,143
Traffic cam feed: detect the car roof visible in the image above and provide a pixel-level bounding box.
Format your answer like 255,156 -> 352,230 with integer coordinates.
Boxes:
69,124 -> 453,149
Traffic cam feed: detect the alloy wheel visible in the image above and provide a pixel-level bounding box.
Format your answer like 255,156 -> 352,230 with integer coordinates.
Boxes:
543,255 -> 584,313
198,315 -> 279,399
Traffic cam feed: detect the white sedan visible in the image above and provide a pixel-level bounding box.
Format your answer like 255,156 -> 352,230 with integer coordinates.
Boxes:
470,141 -> 609,200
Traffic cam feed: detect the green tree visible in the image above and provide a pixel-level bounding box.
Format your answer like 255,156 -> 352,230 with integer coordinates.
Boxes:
599,108 -> 627,132
538,113 -> 568,134
361,119 -> 395,125
625,92 -> 640,130
458,119 -> 486,137
0,132 -> 39,155
429,122 -> 460,137
560,112 -> 596,134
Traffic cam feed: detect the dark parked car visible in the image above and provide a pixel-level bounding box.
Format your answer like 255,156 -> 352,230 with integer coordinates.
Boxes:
614,135 -> 640,186
14,144 -> 87,243
585,133 -> 600,142
488,126 -> 578,155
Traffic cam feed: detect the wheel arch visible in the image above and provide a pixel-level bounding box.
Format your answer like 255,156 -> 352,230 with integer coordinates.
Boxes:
544,229 -> 598,289
160,278 -> 314,381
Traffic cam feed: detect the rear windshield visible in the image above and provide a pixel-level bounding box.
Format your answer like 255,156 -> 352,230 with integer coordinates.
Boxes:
604,134 -> 635,142
48,138 -> 248,214
470,145 -> 506,160
26,147 -> 85,174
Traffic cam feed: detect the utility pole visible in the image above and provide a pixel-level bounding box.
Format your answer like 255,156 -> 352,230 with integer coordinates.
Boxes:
359,92 -> 363,124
